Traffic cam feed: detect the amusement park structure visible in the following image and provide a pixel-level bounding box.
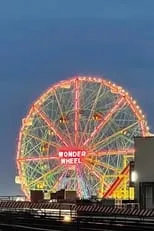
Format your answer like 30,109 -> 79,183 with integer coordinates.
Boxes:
16,76 -> 150,200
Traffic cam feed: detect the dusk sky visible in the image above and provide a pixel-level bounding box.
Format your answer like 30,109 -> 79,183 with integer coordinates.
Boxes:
0,0 -> 154,195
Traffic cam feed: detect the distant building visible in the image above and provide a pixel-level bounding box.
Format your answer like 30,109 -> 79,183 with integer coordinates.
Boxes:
134,136 -> 154,209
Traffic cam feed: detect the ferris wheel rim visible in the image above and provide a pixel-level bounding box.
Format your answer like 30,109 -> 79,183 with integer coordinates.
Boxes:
16,75 -> 150,199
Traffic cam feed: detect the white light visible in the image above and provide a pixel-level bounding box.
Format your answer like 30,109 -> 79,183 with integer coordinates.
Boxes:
133,100 -> 136,104
16,197 -> 25,202
131,171 -> 138,182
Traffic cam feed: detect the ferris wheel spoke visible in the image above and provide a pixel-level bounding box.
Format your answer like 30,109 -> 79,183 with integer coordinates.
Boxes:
24,142 -> 41,156
33,105 -> 69,146
125,95 -> 147,136
103,164 -> 130,198
86,157 -> 120,172
83,96 -> 126,146
78,164 -> 95,198
76,165 -> 84,197
17,155 -> 58,162
65,170 -> 76,190
84,162 -> 108,189
27,164 -> 63,187
79,83 -> 102,146
53,89 -> 73,145
26,163 -> 44,181
74,78 -> 80,145
84,162 -> 102,180
26,134 -> 61,149
91,121 -> 139,151
88,148 -> 135,157
51,168 -> 69,191
78,165 -> 92,198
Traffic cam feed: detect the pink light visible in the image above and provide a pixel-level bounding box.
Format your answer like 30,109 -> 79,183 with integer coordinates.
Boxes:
74,78 -> 80,145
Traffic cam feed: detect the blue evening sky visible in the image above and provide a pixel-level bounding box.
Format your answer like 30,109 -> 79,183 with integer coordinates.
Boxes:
0,0 -> 154,195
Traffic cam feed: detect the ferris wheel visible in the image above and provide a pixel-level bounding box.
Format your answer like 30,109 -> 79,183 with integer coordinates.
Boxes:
16,76 -> 149,199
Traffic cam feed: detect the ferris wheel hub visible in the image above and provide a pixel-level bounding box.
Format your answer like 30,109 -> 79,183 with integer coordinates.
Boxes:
58,147 -> 87,165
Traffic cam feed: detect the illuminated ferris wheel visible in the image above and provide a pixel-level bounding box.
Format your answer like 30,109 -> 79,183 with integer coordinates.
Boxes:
16,76 -> 149,199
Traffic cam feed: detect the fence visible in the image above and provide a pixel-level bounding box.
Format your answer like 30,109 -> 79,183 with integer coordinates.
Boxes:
0,201 -> 153,218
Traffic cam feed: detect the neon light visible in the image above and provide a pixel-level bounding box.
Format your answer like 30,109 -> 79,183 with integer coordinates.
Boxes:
58,148 -> 86,165
74,78 -> 80,145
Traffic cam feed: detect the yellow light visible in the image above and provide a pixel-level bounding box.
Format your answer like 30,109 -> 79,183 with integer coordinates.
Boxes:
60,84 -> 71,89
15,176 -> 21,184
63,215 -> 71,222
139,109 -> 142,113
26,120 -> 33,126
